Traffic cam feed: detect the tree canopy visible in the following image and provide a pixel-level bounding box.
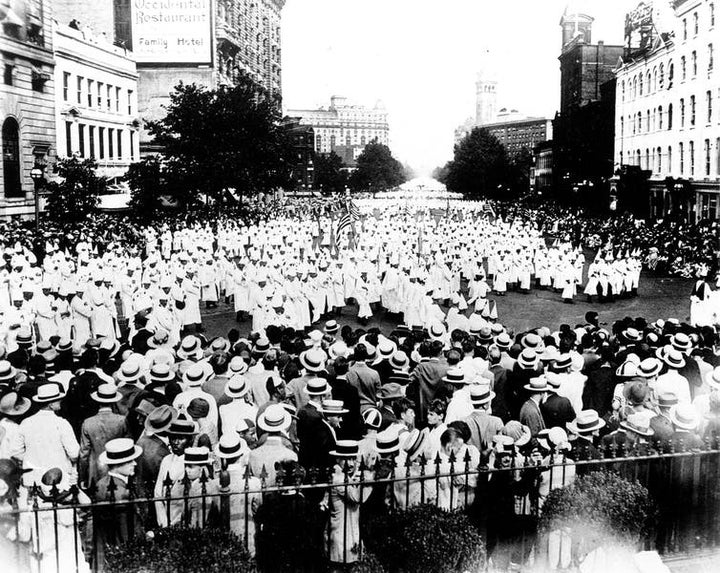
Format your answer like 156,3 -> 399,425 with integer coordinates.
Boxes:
349,140 -> 405,192
444,127 -> 510,199
313,151 -> 347,194
44,157 -> 105,223
146,74 -> 292,205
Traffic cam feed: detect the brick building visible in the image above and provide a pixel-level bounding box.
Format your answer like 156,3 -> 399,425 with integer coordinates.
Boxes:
482,113 -> 553,160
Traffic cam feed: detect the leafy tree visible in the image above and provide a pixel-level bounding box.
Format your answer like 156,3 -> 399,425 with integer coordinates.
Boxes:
44,156 -> 105,223
146,74 -> 292,208
431,163 -> 450,184
126,156 -> 167,221
507,146 -> 535,197
313,151 -> 347,194
349,140 -> 406,192
445,128 -> 509,199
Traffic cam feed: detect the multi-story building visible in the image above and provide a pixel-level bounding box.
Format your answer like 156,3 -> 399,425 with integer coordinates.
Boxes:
55,1 -> 286,155
476,69 -> 498,126
53,21 -> 139,185
614,0 -> 719,221
553,6 -> 624,199
1,0 -> 55,218
287,96 -> 390,167
482,112 -> 553,160
283,117 -> 315,190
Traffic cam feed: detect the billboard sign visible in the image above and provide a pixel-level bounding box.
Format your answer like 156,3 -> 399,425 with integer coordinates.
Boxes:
131,0 -> 213,64
624,2 -> 655,53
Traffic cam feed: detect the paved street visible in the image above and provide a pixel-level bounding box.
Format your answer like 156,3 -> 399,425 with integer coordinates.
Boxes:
201,269 -> 694,338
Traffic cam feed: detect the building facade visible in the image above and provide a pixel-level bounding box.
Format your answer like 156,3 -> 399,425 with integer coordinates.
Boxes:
53,22 -> 139,185
482,115 -> 553,160
475,70 -> 498,126
283,118 -> 314,190
553,7 -> 624,200
287,96 -> 390,167
1,0 -> 55,218
614,0 -> 719,221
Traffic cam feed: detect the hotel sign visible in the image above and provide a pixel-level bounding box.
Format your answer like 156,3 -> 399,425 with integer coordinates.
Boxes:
131,0 -> 213,64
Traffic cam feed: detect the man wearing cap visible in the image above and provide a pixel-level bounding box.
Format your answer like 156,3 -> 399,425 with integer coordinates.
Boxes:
216,433 -> 261,555
94,438 -> 144,569
461,385 -> 503,458
328,356 -> 362,440
654,349 -> 692,405
11,383 -> 80,487
286,347 -> 327,410
407,340 -> 449,427
297,377 -> 331,471
0,391 -> 30,459
566,410 -> 605,462
540,376 -> 576,430
135,405 -> 176,506
519,377 -> 549,437
669,404 -> 704,451
649,393 -> 679,443
173,363 -> 218,428
246,348 -> 282,409
219,375 -> 256,436
249,404 -> 297,486
78,384 -> 129,486
443,368 -> 473,424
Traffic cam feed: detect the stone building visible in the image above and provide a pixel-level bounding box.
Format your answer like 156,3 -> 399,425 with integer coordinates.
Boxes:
614,0 -> 719,221
1,0 -> 55,218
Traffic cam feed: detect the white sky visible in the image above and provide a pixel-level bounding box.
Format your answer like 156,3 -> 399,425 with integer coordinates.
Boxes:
281,0 -> 638,174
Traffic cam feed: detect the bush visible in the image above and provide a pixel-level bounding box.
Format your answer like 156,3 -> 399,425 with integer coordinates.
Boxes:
364,504 -> 485,573
105,525 -> 256,572
539,470 -> 657,548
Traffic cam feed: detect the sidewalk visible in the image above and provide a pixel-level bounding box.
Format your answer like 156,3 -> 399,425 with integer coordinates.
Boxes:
663,550 -> 720,573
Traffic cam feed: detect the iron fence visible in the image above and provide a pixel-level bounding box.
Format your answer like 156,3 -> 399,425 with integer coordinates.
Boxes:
1,441 -> 720,572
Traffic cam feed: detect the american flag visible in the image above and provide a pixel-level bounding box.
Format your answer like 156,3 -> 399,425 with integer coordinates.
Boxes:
348,200 -> 360,220
336,212 -> 352,236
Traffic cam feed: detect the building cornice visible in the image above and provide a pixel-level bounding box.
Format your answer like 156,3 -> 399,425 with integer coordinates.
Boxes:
54,49 -> 138,80
0,36 -> 54,65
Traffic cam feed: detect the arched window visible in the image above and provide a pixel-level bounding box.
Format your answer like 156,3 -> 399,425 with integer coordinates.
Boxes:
668,146 -> 672,172
659,63 -> 664,89
668,103 -> 673,129
638,111 -> 642,132
653,67 -> 658,92
2,117 -> 22,198
646,71 -> 652,93
639,74 -> 644,96
668,62 -> 674,88
658,105 -> 663,129
621,80 -> 625,102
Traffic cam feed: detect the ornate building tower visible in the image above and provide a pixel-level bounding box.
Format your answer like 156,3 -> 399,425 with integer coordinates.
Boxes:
475,69 -> 497,126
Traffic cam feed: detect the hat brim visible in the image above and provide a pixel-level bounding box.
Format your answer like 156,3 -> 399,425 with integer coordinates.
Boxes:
670,418 -> 697,431
257,418 -> 291,433
566,419 -> 606,434
91,393 -> 122,403
215,445 -> 249,459
330,451 -> 358,458
0,402 -> 31,417
225,387 -> 249,398
470,391 -> 496,405
98,445 -> 142,466
376,445 -> 400,454
32,391 -> 66,404
320,407 -> 349,415
620,421 -> 654,436
523,384 -> 550,392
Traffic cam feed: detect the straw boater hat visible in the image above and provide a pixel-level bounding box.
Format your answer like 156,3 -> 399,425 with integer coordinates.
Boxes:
402,428 -> 428,461
98,438 -> 142,466
304,377 -> 331,396
375,429 -> 401,454
228,356 -> 249,376
328,341 -> 350,360
257,404 -> 291,433
376,338 -> 397,362
428,323 -> 446,341
495,332 -> 512,350
662,349 -> 686,370
521,333 -> 543,351
517,349 -> 539,370
524,376 -> 551,393
324,320 -> 339,335
671,333 -> 693,354
117,360 -> 144,384
177,335 -> 203,360
165,413 -> 198,436
183,446 -> 211,466
566,410 -> 606,435
33,383 -> 66,404
182,363 -> 206,387
215,433 -> 250,460
554,354 -> 573,371
621,413 -> 655,437
148,363 -> 175,384
637,358 -> 662,379
330,439 -> 360,458
225,375 -> 250,399
670,404 -> 699,431
442,368 -> 467,385
615,360 -> 638,379
299,348 -> 326,373
656,393 -> 679,410
362,408 -> 382,430
319,399 -> 348,415
0,361 -> 17,384
469,384 -> 495,406
622,328 -> 642,344
254,337 -> 271,354
492,434 -> 516,455
91,384 -> 122,404
390,351 -> 410,371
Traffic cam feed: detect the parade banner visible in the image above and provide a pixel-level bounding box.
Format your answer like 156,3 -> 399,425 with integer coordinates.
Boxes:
131,0 -> 213,64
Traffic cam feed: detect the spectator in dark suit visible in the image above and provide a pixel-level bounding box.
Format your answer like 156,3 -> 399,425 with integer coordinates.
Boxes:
540,377 -> 576,429
407,341 -> 449,427
329,357 -> 361,440
297,378 -> 331,471
346,344 -> 382,414
134,405 -> 176,505
581,346 -> 616,417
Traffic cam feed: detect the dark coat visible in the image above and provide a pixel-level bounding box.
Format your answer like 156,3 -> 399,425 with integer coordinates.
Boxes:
540,393 -> 576,429
582,362 -> 616,417
297,404 -> 335,473
134,433 -> 170,499
78,409 -> 129,485
330,376 -> 362,440
94,475 -> 144,570
507,365 -> 543,420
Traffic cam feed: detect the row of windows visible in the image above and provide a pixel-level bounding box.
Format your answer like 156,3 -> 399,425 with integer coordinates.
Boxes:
62,72 -> 133,115
64,122 -> 135,162
620,90 -> 717,135
681,4 -> 715,42
624,138 -> 720,178
621,44 -> 714,102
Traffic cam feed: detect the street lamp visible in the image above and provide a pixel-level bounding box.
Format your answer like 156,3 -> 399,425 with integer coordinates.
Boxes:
30,163 -> 45,230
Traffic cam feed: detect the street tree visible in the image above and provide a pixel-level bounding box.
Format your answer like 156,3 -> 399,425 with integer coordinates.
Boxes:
44,156 -> 105,223
126,156 -> 170,221
313,151 -> 347,194
146,74 -> 292,208
445,128 -> 509,199
349,140 -> 405,192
